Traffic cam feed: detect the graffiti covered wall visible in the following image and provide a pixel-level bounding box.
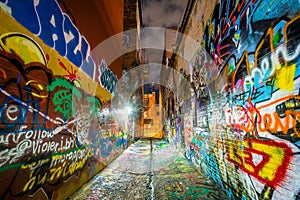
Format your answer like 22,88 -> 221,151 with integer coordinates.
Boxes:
166,0 -> 300,199
0,2 -> 131,200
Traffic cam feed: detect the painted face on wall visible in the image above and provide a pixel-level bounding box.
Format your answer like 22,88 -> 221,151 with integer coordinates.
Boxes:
0,33 -> 53,132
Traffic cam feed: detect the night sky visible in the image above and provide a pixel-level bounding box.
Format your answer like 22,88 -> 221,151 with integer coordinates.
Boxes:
140,0 -> 188,98
141,0 -> 188,27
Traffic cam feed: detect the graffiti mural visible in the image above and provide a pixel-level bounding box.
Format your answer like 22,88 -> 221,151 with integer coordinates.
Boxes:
0,2 -> 132,200
165,0 -> 300,200
0,0 -> 118,91
96,59 -> 119,95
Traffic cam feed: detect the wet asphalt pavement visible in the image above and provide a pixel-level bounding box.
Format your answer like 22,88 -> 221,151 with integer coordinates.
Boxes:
69,138 -> 229,200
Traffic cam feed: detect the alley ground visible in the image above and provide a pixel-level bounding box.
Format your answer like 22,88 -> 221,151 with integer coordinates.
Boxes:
68,138 -> 229,199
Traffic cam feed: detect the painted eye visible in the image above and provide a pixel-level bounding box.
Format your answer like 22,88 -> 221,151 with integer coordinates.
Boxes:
72,79 -> 81,88
26,80 -> 48,98
234,33 -> 240,40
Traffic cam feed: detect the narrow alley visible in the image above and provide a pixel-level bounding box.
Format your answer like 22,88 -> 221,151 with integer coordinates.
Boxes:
69,138 -> 228,199
0,0 -> 300,200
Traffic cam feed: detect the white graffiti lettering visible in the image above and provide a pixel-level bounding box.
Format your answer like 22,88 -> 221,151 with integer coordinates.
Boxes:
244,43 -> 300,92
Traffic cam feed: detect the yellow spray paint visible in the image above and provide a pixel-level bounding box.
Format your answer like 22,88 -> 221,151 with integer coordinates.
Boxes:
275,63 -> 296,91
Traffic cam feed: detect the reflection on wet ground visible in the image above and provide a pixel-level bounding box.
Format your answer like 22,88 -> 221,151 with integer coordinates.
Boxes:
69,138 -> 229,199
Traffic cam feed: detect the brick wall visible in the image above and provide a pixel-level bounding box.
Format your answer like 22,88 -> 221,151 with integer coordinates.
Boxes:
166,0 -> 300,199
0,1 -> 133,199
122,0 -> 144,138
123,0 -> 139,70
